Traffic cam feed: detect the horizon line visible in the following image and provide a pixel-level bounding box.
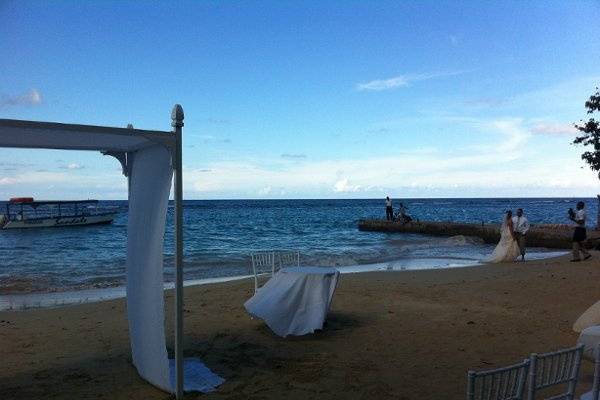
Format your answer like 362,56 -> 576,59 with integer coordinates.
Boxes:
6,196 -> 593,202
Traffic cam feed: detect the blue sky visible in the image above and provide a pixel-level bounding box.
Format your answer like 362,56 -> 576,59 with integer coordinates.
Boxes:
1,0 -> 600,199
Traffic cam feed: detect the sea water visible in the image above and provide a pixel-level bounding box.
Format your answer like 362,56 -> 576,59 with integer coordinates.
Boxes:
0,198 -> 591,299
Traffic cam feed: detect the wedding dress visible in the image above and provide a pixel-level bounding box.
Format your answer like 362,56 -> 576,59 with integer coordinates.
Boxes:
489,221 -> 521,263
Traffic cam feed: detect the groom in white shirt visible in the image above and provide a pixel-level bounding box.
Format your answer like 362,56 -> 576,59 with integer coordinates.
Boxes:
512,208 -> 530,261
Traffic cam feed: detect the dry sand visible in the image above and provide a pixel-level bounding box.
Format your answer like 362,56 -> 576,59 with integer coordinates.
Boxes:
1,253 -> 599,399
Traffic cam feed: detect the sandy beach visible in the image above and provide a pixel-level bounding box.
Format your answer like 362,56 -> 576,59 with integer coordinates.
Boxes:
1,253 -> 599,399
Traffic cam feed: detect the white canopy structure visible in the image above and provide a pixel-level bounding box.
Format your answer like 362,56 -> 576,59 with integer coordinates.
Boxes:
0,105 -> 210,398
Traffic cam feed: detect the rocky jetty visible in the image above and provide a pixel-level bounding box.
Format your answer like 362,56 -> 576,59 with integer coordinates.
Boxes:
358,220 -> 599,249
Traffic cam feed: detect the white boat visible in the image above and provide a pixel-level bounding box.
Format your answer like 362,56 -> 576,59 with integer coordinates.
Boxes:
1,198 -> 118,229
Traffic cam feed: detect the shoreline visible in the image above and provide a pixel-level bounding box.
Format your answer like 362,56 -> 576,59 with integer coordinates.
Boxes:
0,275 -> 252,311
0,250 -> 567,311
1,252 -> 597,399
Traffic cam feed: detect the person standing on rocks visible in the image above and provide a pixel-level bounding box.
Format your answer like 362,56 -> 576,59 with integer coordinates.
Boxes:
385,196 -> 393,221
512,208 -> 529,261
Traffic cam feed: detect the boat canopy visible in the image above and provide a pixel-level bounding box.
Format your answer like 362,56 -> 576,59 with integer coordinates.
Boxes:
8,198 -> 99,205
0,106 -> 190,398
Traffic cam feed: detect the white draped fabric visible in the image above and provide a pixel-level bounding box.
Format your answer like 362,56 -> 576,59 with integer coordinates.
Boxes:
578,325 -> 600,361
244,267 -> 340,337
126,144 -> 173,391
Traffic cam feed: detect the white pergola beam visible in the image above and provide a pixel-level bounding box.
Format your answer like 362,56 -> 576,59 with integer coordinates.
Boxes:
0,118 -> 175,152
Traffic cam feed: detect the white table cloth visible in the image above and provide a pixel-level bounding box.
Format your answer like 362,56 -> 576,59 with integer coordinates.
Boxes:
244,266 -> 340,337
577,325 -> 600,360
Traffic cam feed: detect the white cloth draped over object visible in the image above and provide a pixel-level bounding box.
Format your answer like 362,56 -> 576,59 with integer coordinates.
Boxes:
573,300 -> 600,333
244,267 -> 340,337
126,145 -> 224,393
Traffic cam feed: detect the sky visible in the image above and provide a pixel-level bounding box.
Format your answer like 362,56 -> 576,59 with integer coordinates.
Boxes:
1,0 -> 600,200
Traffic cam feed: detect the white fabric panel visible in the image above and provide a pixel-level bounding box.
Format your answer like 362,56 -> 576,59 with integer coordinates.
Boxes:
169,358 -> 225,393
0,119 -> 174,152
580,390 -> 594,400
244,267 -> 340,337
577,325 -> 600,361
126,144 -> 173,392
573,300 -> 600,333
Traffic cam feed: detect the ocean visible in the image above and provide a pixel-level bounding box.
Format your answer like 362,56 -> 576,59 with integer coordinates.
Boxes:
0,198 -> 593,298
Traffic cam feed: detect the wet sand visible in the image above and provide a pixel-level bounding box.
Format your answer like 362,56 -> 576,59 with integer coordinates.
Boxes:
1,253 -> 599,399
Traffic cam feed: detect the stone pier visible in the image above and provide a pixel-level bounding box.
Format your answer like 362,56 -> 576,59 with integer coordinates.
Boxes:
358,219 -> 600,250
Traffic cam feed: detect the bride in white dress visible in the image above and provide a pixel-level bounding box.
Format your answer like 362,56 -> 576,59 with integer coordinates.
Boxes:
489,210 -> 521,263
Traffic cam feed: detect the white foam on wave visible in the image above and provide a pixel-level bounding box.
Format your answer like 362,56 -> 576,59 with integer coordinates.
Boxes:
336,249 -> 567,274
336,257 -> 480,274
441,235 -> 485,246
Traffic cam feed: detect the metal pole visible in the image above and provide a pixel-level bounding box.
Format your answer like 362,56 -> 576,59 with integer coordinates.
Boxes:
171,104 -> 184,399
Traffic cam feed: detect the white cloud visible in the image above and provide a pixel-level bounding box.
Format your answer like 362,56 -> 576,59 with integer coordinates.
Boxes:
0,169 -> 128,199
258,186 -> 272,195
0,171 -> 70,186
0,149 -> 133,199
0,177 -> 17,185
281,153 -> 307,160
530,123 -> 577,135
488,118 -> 530,153
0,89 -> 42,108
58,163 -> 84,170
501,76 -> 600,115
66,163 -> 84,170
183,117 -> 600,198
357,76 -> 411,91
356,71 -> 468,91
333,178 -> 360,193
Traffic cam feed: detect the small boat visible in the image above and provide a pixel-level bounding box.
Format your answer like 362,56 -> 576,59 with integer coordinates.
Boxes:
1,198 -> 118,229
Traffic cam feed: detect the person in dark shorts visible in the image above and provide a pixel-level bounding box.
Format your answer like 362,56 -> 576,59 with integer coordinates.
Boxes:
569,201 -> 591,262
385,196 -> 393,221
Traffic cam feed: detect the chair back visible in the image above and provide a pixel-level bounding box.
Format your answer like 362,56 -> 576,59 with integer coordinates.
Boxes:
277,250 -> 300,269
527,344 -> 584,400
250,252 -> 276,293
467,359 -> 530,400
